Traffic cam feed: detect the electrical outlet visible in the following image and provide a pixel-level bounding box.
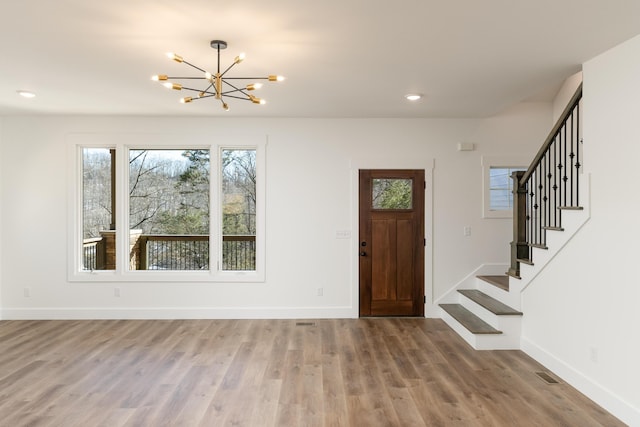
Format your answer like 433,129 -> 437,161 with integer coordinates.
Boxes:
114,287 -> 121,297
464,226 -> 471,236
335,230 -> 351,239
317,288 -> 323,296
590,347 -> 598,363
23,287 -> 31,298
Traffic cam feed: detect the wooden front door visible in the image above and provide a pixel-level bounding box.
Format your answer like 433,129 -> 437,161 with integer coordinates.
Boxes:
359,170 -> 425,316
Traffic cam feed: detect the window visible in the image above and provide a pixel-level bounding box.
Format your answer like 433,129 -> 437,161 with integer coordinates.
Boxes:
482,156 -> 527,218
489,167 -> 525,211
70,136 -> 265,282
129,149 -> 211,271
82,148 -> 115,271
372,178 -> 413,209
222,149 -> 256,271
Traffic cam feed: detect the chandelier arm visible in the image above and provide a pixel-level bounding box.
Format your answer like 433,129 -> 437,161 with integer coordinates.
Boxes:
221,79 -> 248,96
180,86 -> 215,94
165,76 -> 209,80
181,60 -> 208,74
221,77 -> 270,80
221,89 -> 250,96
220,62 -> 239,78
200,82 -> 215,95
223,94 -> 252,101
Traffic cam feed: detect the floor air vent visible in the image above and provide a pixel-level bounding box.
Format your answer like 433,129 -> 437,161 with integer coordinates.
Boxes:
296,322 -> 316,326
535,371 -> 560,384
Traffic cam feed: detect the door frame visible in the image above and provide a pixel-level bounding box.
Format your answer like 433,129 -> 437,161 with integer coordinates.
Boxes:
350,158 -> 435,318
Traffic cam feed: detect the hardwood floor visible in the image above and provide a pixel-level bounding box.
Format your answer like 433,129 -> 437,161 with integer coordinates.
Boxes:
0,318 -> 623,426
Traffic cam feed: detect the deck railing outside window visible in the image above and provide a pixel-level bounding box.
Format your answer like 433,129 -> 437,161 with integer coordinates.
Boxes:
83,234 -> 256,271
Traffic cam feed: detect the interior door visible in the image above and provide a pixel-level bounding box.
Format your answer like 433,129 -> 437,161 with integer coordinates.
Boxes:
359,170 -> 425,316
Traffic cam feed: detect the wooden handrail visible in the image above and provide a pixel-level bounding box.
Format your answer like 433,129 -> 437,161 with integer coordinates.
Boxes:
520,83 -> 582,185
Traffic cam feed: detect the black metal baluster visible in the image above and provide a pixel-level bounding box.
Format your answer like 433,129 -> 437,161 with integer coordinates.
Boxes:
576,102 -> 581,206
552,135 -> 557,228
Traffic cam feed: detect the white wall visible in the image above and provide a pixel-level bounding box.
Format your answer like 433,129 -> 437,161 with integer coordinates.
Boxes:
0,118 -> 3,313
0,105 -> 550,320
522,35 -> 640,425
552,71 -> 583,122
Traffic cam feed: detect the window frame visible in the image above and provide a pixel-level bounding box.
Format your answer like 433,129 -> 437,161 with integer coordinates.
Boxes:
68,133 -> 266,282
481,156 -> 528,219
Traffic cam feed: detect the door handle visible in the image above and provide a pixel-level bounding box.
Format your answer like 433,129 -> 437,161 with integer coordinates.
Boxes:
360,251 -> 367,257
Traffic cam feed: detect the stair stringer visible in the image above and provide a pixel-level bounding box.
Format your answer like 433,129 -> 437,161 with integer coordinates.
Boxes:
510,173 -> 591,295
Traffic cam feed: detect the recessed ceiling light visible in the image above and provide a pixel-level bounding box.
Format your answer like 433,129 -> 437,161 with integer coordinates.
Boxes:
405,94 -> 422,101
17,90 -> 36,98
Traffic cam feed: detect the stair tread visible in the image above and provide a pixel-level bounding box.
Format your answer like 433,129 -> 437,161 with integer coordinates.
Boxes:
458,289 -> 523,315
558,206 -> 584,210
440,304 -> 502,334
477,275 -> 509,291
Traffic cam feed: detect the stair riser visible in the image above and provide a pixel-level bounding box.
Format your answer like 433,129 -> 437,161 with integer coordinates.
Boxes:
441,309 -> 521,350
440,310 -> 481,348
476,279 -> 522,311
459,296 -> 522,334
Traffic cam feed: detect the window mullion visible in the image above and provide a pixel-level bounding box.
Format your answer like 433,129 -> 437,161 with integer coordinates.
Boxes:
116,144 -> 129,274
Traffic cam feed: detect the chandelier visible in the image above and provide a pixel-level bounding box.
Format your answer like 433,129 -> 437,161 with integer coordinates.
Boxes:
152,40 -> 284,111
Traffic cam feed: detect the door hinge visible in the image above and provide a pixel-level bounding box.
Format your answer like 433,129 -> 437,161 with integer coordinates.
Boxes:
424,181 -> 426,189
424,296 -> 426,303
424,238 -> 426,246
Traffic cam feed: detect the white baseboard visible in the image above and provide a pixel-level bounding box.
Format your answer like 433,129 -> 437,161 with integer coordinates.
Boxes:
1,306 -> 357,320
522,337 -> 639,427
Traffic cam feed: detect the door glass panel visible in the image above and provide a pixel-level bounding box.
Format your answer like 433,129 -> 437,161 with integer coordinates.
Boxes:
372,178 -> 413,209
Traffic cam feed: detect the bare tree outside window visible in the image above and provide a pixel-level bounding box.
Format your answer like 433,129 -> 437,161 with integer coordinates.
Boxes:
222,149 -> 256,271
80,147 -> 257,273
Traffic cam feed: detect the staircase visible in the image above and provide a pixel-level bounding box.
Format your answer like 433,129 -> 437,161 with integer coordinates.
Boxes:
439,83 -> 588,350
440,275 -> 522,350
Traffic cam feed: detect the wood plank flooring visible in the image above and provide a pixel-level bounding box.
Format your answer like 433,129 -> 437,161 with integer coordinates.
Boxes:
0,318 -> 623,426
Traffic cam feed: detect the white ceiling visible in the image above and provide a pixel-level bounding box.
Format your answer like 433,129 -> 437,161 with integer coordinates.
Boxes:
2,0 -> 640,118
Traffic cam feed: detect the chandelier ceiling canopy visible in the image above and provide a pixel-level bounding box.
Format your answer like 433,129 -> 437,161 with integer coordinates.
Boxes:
152,40 -> 284,111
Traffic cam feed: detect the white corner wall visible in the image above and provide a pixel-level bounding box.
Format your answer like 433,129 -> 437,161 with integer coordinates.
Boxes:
552,71 -> 583,122
521,35 -> 640,425
0,106 -> 550,320
0,118 -> 3,315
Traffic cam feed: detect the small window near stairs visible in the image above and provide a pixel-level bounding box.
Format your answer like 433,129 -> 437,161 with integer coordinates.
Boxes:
482,156 -> 527,218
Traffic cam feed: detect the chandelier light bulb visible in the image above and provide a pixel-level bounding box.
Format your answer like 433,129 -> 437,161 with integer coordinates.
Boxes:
163,82 -> 182,90
405,94 -> 422,101
151,75 -> 168,81
234,53 -> 246,64
166,52 -> 183,63
247,83 -> 263,91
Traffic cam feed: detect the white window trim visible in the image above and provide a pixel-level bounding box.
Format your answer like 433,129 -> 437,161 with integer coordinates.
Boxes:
481,156 -> 529,219
67,133 -> 266,282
